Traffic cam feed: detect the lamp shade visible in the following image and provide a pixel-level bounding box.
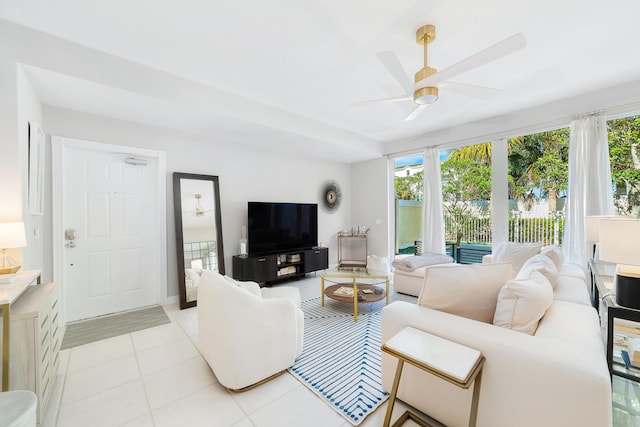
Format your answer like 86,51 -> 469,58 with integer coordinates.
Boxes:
0,222 -> 27,249
599,218 -> 640,266
586,215 -> 616,243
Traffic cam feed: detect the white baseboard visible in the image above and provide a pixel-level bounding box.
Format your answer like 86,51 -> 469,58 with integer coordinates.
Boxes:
163,295 -> 179,305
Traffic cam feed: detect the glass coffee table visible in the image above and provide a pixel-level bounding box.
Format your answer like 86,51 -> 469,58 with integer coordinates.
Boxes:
321,268 -> 390,321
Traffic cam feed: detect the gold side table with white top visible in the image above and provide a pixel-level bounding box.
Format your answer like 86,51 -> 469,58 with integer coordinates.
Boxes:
382,326 -> 485,427
0,270 -> 41,391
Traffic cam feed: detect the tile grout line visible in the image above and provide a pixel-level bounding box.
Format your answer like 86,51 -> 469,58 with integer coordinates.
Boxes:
130,332 -> 157,427
50,347 -> 71,427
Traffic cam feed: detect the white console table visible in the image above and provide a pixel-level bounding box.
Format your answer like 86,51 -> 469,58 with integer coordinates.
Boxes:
0,270 -> 41,391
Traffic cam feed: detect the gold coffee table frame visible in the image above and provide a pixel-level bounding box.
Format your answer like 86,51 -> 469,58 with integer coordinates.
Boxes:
321,268 -> 389,322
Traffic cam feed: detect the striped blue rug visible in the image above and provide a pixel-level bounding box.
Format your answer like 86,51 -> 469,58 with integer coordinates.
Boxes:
288,292 -> 417,425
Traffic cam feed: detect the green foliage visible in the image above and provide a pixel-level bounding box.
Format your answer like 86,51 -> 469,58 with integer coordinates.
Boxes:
394,170 -> 423,200
449,143 -> 492,166
441,154 -> 492,246
608,116 -> 640,215
507,129 -> 569,210
441,157 -> 492,203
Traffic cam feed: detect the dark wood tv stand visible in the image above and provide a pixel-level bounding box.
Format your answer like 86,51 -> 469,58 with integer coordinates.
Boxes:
232,247 -> 328,285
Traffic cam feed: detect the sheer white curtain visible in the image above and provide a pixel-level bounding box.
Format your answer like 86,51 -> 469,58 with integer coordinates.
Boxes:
564,113 -> 614,269
422,147 -> 446,253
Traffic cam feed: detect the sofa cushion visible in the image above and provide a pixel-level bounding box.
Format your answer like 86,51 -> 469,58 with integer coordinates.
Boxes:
493,270 -> 554,335
558,262 -> 587,279
417,262 -> 512,323
367,255 -> 390,272
493,242 -> 542,277
392,252 -> 454,272
517,254 -> 559,289
535,299 -> 604,352
553,274 -> 591,306
541,245 -> 564,269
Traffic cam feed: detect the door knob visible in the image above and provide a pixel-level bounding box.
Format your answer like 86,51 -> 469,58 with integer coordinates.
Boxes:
65,229 -> 76,240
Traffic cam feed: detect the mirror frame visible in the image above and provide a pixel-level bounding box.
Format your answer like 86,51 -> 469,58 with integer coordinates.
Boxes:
173,172 -> 225,309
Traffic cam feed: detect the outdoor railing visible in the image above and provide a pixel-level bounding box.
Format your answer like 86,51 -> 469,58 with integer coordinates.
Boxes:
443,210 -> 565,246
508,211 -> 565,246
397,203 -> 566,255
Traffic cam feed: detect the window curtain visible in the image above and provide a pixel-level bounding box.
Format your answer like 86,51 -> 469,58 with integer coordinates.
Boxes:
564,113 -> 614,269
422,147 -> 446,254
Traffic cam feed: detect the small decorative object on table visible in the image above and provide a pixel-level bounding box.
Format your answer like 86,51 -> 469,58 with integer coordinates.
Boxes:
239,225 -> 248,256
333,286 -> 354,297
0,222 -> 27,284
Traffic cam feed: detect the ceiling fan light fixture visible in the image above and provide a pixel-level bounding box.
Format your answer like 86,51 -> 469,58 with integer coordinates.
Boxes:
414,86 -> 438,105
194,194 -> 205,217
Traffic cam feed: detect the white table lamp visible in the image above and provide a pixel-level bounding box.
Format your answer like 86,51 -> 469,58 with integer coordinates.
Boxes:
586,215 -> 617,260
0,222 -> 27,281
599,217 -> 640,309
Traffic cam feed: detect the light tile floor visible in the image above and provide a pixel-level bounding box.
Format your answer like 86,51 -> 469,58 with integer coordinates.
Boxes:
40,275 -> 638,427
42,276 -> 425,427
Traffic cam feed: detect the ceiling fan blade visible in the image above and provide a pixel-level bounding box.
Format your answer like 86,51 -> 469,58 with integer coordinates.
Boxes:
417,33 -> 527,88
349,94 -> 412,107
439,82 -> 500,99
376,51 -> 414,97
404,104 -> 428,122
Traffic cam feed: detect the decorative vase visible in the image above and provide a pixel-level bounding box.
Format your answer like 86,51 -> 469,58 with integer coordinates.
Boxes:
239,226 -> 248,256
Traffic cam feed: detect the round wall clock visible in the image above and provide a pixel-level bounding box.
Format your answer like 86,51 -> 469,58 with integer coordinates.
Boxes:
320,180 -> 342,212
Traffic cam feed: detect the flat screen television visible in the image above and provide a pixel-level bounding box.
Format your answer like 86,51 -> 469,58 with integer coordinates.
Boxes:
248,202 -> 318,255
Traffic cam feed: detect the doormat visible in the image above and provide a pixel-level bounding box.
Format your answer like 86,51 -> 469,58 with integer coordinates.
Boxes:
288,293 -> 417,425
61,305 -> 170,349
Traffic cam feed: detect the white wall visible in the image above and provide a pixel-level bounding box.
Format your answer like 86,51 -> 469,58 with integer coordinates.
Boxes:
351,157 -> 391,263
0,62 -> 45,271
43,106 -> 353,298
0,59 -> 23,265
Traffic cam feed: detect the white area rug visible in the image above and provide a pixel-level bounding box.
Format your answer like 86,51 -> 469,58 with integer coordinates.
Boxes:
288,292 -> 417,425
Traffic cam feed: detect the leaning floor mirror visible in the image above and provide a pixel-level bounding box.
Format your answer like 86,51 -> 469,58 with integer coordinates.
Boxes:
173,172 -> 225,309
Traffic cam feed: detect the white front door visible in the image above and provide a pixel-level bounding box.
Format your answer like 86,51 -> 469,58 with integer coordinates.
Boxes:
53,137 -> 166,322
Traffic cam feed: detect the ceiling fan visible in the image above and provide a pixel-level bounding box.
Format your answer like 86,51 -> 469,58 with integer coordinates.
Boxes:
184,194 -> 213,218
359,24 -> 526,121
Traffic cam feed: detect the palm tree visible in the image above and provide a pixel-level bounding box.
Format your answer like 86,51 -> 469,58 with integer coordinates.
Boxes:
449,142 -> 492,166
510,129 -> 569,212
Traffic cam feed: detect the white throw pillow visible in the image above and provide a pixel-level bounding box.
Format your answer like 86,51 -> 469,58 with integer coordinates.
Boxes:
541,245 -> 564,269
493,270 -> 554,335
517,254 -> 559,289
367,255 -> 389,272
418,262 -> 512,323
493,242 -> 542,277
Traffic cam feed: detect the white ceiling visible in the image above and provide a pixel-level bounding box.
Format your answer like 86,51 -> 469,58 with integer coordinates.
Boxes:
3,0 -> 640,162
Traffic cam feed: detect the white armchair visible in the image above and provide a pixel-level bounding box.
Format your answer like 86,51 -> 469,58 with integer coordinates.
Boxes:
197,271 -> 304,391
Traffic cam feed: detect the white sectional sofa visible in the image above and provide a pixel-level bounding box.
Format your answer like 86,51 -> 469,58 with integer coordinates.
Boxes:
381,244 -> 611,427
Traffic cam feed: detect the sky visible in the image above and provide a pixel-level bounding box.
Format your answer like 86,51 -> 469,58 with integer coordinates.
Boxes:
393,151 -> 451,168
